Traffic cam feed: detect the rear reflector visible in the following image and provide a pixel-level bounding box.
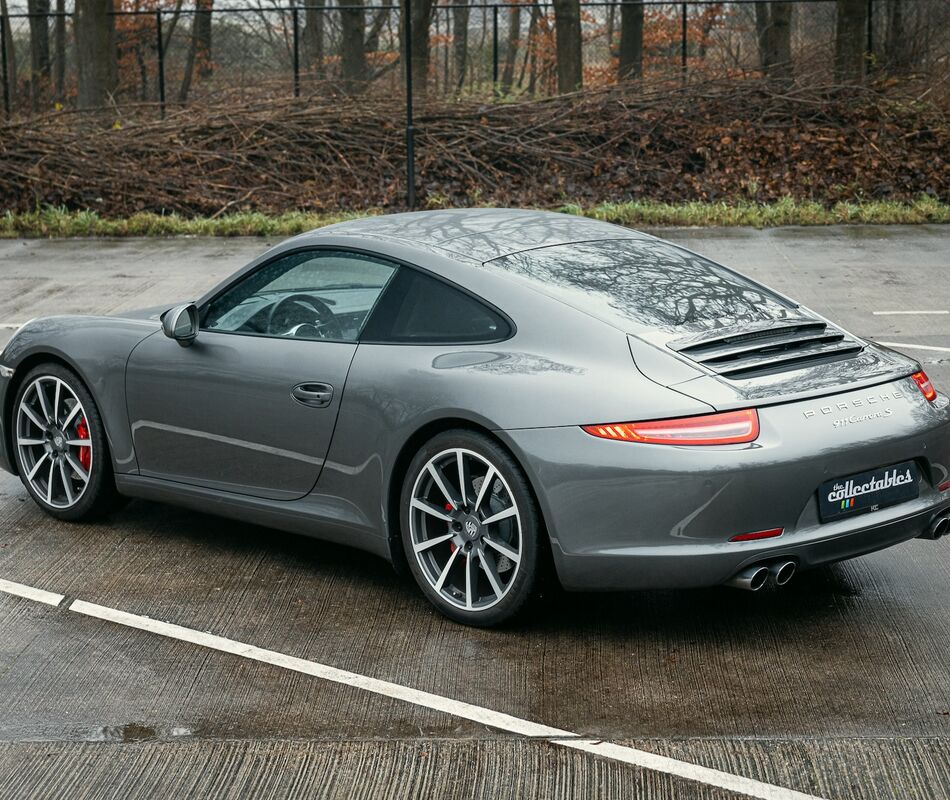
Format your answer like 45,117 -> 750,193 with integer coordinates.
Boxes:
912,371 -> 937,403
939,480 -> 950,493
582,409 -> 759,446
730,527 -> 784,543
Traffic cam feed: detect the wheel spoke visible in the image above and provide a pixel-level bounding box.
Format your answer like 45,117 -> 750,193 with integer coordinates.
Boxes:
17,437 -> 45,446
46,459 -> 56,504
26,452 -> 49,481
34,381 -> 53,425
413,532 -> 455,553
59,460 -> 74,505
456,451 -> 468,508
65,452 -> 89,483
60,403 -> 81,430
478,547 -> 505,599
473,465 -> 495,512
434,547 -> 462,592
464,552 -> 476,609
20,403 -> 46,431
66,440 -> 92,447
481,505 -> 517,526
52,379 -> 62,427
427,462 -> 459,510
411,498 -> 454,523
484,535 -> 520,564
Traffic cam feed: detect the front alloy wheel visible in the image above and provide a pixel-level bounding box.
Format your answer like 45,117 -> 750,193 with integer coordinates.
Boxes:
402,430 -> 539,626
12,364 -> 118,520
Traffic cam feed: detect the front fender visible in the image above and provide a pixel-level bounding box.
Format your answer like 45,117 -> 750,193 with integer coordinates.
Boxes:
0,315 -> 158,476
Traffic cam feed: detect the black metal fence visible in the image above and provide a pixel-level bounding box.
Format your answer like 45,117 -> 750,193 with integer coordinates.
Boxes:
3,0 -> 945,121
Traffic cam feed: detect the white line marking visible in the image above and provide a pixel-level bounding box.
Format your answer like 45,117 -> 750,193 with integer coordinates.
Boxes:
0,578 -> 65,606
877,342 -> 950,354
1,582 -> 827,800
872,310 -> 948,316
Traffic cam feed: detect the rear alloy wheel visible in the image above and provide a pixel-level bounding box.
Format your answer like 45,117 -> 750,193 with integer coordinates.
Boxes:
401,430 -> 539,626
12,364 -> 118,520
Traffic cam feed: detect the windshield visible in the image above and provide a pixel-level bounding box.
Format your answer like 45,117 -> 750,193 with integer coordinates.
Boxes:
488,239 -> 797,332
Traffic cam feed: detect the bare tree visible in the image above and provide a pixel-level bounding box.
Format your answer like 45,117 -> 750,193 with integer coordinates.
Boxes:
885,0 -> 910,74
834,0 -> 867,82
500,3 -> 521,95
27,0 -> 51,83
754,2 -> 792,83
552,0 -> 581,93
340,0 -> 367,91
304,0 -> 325,75
179,0 -> 213,102
618,0 -> 643,80
452,0 -> 470,93
54,0 -> 65,100
75,0 -> 117,108
0,0 -> 16,98
402,0 -> 434,97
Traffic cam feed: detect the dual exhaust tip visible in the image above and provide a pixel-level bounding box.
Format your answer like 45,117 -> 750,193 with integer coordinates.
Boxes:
727,560 -> 796,592
923,514 -> 950,540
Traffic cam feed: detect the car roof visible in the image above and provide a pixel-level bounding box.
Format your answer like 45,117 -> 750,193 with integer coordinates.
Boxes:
307,208 -> 652,262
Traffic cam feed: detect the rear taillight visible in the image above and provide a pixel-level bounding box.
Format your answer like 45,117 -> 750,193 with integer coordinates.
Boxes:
582,408 -> 759,446
912,371 -> 937,403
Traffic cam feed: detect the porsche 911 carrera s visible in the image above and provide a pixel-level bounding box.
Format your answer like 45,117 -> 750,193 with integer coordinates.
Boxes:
1,209 -> 948,625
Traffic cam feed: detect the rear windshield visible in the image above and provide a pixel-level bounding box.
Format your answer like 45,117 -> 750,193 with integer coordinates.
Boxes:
489,239 -> 796,330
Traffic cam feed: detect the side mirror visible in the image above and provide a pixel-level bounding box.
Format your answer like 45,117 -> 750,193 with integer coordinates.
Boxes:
162,303 -> 199,347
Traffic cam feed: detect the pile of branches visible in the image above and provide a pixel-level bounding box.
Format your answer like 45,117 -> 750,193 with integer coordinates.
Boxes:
0,79 -> 947,216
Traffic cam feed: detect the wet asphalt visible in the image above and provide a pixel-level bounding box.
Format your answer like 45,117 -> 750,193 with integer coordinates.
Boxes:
0,227 -> 948,799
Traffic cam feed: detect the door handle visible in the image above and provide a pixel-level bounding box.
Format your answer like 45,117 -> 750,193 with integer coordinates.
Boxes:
291,382 -> 334,408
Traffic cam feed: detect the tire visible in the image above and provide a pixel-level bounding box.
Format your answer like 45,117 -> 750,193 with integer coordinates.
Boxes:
400,429 -> 540,627
11,363 -> 120,521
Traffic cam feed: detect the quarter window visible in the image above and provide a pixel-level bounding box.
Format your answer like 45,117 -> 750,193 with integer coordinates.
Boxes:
202,250 -> 396,342
362,269 -> 510,343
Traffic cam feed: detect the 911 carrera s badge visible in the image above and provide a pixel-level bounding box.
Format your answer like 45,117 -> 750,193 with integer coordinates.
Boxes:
818,461 -> 919,522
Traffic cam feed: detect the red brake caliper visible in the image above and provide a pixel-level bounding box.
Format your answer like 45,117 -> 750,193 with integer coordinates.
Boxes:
75,416 -> 91,471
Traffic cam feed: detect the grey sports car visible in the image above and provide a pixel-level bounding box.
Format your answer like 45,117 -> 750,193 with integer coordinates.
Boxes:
1,209 -> 949,625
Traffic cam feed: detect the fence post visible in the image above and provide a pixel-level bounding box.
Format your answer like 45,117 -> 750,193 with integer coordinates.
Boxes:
0,14 -> 9,118
405,0 -> 416,210
491,5 -> 499,96
292,7 -> 300,98
155,9 -> 166,119
680,2 -> 687,82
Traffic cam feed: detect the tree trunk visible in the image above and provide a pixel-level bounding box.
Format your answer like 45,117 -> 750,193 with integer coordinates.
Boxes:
452,0 -> 469,93
834,0 -> 867,82
0,0 -> 16,99
552,0 -> 581,93
340,0 -> 366,92
27,0 -> 51,81
53,0 -> 65,100
402,0 -> 433,99
617,0 -> 643,80
754,2 -> 792,83
885,0 -> 909,74
303,0 -> 325,75
195,0 -> 212,79
500,4 -> 520,94
525,3 -> 541,95
74,0 -> 117,108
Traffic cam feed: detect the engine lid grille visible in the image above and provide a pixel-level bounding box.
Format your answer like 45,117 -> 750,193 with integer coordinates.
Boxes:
669,321 -> 864,379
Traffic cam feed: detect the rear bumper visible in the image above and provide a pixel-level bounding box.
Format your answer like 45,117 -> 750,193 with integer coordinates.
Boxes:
502,376 -> 950,591
548,497 -> 949,590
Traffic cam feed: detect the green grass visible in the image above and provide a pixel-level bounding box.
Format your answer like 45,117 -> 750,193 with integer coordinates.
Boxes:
1,198 -> 948,238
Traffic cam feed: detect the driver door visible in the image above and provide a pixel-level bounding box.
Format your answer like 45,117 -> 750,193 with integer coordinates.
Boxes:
125,249 -> 397,500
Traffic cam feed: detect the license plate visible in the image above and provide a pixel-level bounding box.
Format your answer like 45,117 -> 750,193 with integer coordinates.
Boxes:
818,460 -> 919,522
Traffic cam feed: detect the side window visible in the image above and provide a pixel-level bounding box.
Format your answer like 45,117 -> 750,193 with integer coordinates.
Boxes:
202,250 -> 397,342
362,268 -> 511,344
